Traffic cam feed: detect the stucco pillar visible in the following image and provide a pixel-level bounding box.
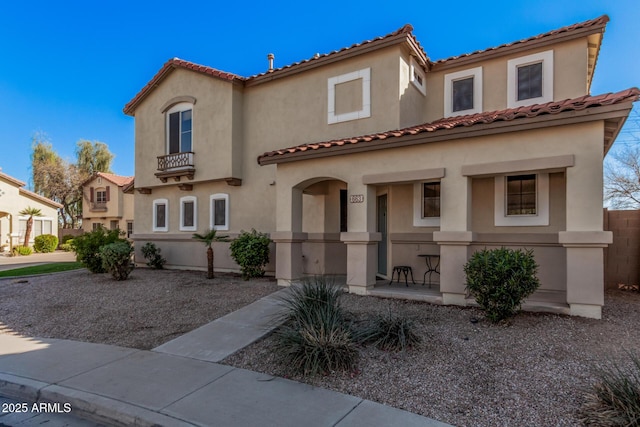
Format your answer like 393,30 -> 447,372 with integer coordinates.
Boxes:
341,184 -> 380,294
272,186 -> 305,287
433,174 -> 473,306
563,135 -> 609,319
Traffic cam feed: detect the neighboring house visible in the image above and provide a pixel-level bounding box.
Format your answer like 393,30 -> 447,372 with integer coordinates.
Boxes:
0,171 -> 62,252
124,15 -> 638,319
81,172 -> 134,237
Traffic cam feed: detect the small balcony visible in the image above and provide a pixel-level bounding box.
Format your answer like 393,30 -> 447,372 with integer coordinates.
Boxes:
155,152 -> 195,182
90,202 -> 108,212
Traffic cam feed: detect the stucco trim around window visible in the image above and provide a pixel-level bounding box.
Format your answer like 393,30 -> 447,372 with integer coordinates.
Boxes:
210,193 -> 229,231
160,96 -> 197,113
328,68 -> 371,124
507,50 -> 553,108
494,173 -> 549,226
179,196 -> 197,232
153,198 -> 169,232
444,66 -> 483,117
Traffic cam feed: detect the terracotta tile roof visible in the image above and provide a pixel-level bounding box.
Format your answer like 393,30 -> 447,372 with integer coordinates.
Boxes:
83,172 -> 134,187
258,88 -> 640,164
246,24 -> 427,81
124,25 -> 427,115
433,15 -> 609,66
123,58 -> 243,115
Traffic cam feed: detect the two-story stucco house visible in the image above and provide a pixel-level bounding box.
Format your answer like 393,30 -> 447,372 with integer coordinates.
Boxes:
124,16 -> 638,319
0,171 -> 62,252
81,172 -> 134,237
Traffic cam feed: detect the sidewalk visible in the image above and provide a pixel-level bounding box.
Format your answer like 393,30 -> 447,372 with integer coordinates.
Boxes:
0,289 -> 451,427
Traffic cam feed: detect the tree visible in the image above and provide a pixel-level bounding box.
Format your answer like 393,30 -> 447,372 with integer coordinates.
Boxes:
76,140 -> 113,176
19,207 -> 42,247
605,105 -> 640,208
192,229 -> 229,279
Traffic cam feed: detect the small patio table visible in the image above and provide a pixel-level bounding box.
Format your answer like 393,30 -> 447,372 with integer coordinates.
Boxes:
418,254 -> 440,288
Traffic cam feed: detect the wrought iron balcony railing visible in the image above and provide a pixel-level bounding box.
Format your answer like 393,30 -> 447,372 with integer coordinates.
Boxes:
155,151 -> 195,182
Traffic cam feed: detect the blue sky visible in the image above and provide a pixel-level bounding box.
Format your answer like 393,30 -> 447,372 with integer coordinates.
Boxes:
1,0 -> 638,186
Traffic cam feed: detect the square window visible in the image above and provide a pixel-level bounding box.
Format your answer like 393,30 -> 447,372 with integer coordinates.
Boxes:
517,62 -> 543,101
423,182 -> 441,218
110,220 -> 119,230
452,77 -> 474,112
506,174 -> 536,216
96,190 -> 107,204
494,173 -> 549,226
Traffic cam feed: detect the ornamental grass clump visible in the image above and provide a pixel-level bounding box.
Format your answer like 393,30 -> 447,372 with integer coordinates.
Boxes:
273,276 -> 358,376
357,308 -> 421,352
580,352 -> 640,426
464,247 -> 540,323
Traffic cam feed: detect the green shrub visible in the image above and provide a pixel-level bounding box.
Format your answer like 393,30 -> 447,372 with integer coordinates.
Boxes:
141,242 -> 166,269
72,228 -> 125,273
464,247 -> 540,323
580,352 -> 640,426
13,245 -> 33,256
357,309 -> 421,351
230,229 -> 271,279
34,234 -> 58,253
273,276 -> 357,376
99,241 -> 134,280
61,234 -> 75,244
60,240 -> 74,252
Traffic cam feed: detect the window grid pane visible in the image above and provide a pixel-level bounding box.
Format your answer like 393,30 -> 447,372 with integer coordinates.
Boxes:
506,175 -> 536,215
423,182 -> 441,218
452,77 -> 474,112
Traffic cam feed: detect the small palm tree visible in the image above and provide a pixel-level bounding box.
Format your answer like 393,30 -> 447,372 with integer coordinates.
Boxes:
192,229 -> 229,279
19,207 -> 43,248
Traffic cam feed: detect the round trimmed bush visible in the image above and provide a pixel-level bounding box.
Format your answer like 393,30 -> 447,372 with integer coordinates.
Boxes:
464,247 -> 540,323
34,234 -> 59,253
230,229 -> 271,279
99,241 -> 134,280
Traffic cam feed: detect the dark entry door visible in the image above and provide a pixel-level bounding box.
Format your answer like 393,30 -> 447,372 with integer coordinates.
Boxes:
377,194 -> 387,276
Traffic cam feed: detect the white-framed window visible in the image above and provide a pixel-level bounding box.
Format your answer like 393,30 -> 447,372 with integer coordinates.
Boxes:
210,193 -> 229,231
444,66 -> 483,117
166,102 -> 193,154
96,190 -> 107,203
494,173 -> 549,226
327,68 -> 371,124
153,198 -> 169,232
180,196 -> 197,231
507,50 -> 553,108
410,57 -> 426,96
18,217 -> 55,240
413,182 -> 441,227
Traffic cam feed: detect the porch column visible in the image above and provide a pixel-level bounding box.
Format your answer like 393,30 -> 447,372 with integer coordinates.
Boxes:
433,173 -> 473,306
272,186 -> 306,287
341,184 -> 380,294
562,133 -> 609,319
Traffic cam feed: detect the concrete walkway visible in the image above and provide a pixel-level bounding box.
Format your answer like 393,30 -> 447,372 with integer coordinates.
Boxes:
0,285 -> 450,426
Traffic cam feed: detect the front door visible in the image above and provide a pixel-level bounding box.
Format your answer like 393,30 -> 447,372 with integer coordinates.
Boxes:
377,194 -> 387,276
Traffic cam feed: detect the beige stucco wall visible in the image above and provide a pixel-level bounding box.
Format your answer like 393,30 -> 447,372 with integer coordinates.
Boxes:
0,178 -> 59,249
81,176 -> 134,233
426,38 -> 589,122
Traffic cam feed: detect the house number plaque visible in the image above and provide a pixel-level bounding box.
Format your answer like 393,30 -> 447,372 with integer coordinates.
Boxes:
349,194 -> 364,203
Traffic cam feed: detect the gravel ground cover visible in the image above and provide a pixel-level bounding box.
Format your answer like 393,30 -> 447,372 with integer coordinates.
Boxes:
224,290 -> 640,427
0,268 -> 278,350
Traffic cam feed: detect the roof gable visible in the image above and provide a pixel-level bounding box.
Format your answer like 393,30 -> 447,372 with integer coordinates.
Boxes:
82,172 -> 134,188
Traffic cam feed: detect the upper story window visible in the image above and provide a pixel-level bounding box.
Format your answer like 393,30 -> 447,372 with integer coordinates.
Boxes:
507,50 -> 553,108
167,103 -> 193,154
410,57 -> 426,96
96,190 -> 107,204
444,67 -> 483,117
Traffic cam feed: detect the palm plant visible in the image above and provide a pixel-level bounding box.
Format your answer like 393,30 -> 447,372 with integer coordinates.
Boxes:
18,207 -> 43,248
192,229 -> 229,279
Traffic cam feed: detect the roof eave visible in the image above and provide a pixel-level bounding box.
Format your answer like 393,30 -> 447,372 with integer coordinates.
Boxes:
258,102 -> 635,166
18,188 -> 63,209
